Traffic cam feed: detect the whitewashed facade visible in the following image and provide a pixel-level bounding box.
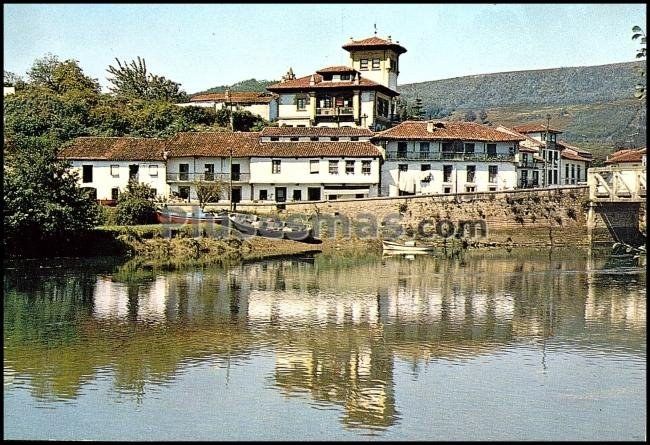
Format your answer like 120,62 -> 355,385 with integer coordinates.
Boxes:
374,121 -> 523,196
249,156 -> 380,202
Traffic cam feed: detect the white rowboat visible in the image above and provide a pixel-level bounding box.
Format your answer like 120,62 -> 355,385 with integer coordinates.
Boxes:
382,240 -> 435,252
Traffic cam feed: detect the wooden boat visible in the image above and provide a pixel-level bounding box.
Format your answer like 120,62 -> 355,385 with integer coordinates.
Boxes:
382,240 -> 435,253
156,210 -> 228,225
227,213 -> 259,236
227,213 -> 321,243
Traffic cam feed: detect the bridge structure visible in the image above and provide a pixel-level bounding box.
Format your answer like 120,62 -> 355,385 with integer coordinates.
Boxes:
586,165 -> 646,246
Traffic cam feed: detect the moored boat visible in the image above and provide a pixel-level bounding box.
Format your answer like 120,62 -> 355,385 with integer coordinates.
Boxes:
156,210 -> 228,225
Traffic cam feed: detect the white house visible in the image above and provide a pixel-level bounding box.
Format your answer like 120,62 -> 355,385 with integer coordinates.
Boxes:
177,91 -> 279,122
58,137 -> 169,202
250,140 -> 381,202
259,126 -> 373,142
266,35 -> 406,130
558,140 -> 592,185
164,131 -> 258,203
164,130 -> 382,203
372,120 -> 523,196
512,123 -> 564,187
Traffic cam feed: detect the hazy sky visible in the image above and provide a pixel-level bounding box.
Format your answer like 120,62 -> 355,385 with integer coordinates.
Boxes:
3,3 -> 647,93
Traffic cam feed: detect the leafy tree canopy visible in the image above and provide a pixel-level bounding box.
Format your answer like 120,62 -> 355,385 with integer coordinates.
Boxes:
106,56 -> 188,102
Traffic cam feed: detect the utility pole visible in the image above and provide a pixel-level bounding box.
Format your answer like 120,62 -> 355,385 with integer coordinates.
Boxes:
226,89 -> 234,212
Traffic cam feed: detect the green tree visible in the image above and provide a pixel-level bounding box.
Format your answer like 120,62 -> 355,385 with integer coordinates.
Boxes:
410,97 -> 425,120
478,109 -> 490,124
27,54 -> 100,96
3,137 -> 100,254
115,180 -> 158,225
632,26 -> 646,100
193,178 -> 225,211
106,56 -> 188,102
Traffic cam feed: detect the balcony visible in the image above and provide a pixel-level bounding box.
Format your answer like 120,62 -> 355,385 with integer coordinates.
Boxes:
517,160 -> 539,168
166,172 -> 250,182
316,107 -> 354,116
385,151 -> 515,162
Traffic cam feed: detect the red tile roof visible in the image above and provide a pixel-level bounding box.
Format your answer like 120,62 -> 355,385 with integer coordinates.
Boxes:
166,132 -> 381,158
256,141 -> 381,158
165,132 -> 261,157
260,126 -> 373,137
605,147 -> 646,164
561,149 -> 591,162
373,121 -> 525,142
58,137 -> 167,161
512,123 -> 563,134
316,66 -> 358,74
557,140 -> 592,160
342,36 -> 407,54
266,73 -> 398,96
190,91 -> 277,104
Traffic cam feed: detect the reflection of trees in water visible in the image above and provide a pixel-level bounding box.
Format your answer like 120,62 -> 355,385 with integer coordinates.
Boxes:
3,249 -> 646,423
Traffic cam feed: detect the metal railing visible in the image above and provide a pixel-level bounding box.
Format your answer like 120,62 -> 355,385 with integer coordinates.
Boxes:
166,172 -> 250,182
316,107 -> 354,116
385,151 -> 515,162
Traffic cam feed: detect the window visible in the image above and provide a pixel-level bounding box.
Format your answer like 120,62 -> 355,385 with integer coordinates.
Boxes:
322,74 -> 333,81
290,137 -> 299,141
351,136 -> 359,141
398,164 -> 408,172
330,137 -> 339,141
389,59 -> 397,72
571,164 -> 575,180
178,186 -> 190,200
488,165 -> 498,183
465,185 -> 476,193
296,98 -> 307,110
204,164 -> 214,181
421,164 -> 431,171
443,165 -> 453,182
310,136 -> 319,141
329,160 -> 339,175
397,142 -> 407,158
442,142 -> 454,153
553,170 -> 558,184
360,59 -> 368,70
308,187 -> 321,201
522,153 -> 528,164
577,165 -> 581,181
149,164 -> 158,177
419,142 -> 430,159
110,164 -> 119,177
345,160 -> 355,175
292,190 -> 302,201
129,164 -> 139,180
487,144 -> 497,156
548,170 -> 553,184
179,163 -> 189,181
371,58 -> 380,70
259,189 -> 268,201
329,195 -> 338,200
443,186 -> 452,194
488,185 -> 497,192
466,165 -> 476,183
150,188 -> 157,198
310,160 -> 319,174
82,165 -> 93,183
565,165 -> 569,182
340,73 -> 350,81
356,194 -> 365,199
362,160 -> 371,175
272,160 -> 281,174
464,143 -> 475,153
111,188 -> 119,201
270,137 -> 280,141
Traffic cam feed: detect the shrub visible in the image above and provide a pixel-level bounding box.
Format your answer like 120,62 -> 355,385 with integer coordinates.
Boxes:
115,180 -> 157,225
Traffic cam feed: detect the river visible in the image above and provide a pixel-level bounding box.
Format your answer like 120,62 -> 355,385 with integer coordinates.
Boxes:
3,248 -> 646,440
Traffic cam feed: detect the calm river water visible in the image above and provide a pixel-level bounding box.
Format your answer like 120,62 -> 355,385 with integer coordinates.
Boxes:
3,248 -> 646,441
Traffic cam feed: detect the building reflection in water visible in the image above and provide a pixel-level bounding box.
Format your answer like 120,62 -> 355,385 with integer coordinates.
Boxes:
3,249 -> 646,431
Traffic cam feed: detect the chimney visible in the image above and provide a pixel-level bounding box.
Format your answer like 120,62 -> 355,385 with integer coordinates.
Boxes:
354,73 -> 360,85
309,74 -> 315,86
388,35 -> 392,42
426,121 -> 434,133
